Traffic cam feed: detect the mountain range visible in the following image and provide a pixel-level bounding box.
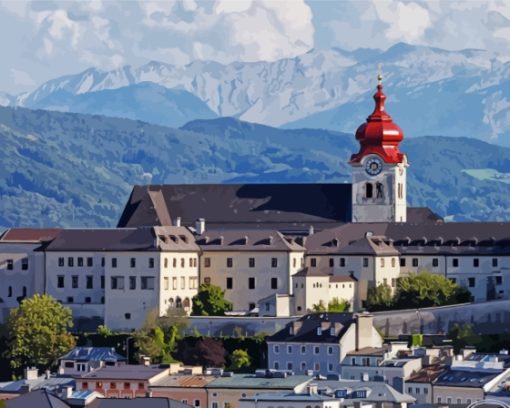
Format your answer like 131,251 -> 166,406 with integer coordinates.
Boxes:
2,105 -> 510,229
2,43 -> 510,145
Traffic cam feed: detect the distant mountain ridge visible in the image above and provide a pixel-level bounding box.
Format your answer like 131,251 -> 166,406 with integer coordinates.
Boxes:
3,43 -> 510,144
2,106 -> 510,229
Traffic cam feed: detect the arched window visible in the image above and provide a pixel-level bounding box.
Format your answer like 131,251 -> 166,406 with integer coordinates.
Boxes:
176,297 -> 182,308
366,183 -> 373,198
168,298 -> 174,308
180,258 -> 185,268
172,258 -> 177,268
183,298 -> 190,309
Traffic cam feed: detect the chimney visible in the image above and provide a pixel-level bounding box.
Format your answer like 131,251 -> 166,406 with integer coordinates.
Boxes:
24,367 -> 39,380
45,370 -> 51,379
355,312 -> 374,351
307,384 -> 318,395
65,386 -> 73,399
196,218 -> 206,235
244,236 -> 249,245
269,236 -> 274,245
309,225 -> 315,235
174,217 -> 182,227
392,377 -> 405,394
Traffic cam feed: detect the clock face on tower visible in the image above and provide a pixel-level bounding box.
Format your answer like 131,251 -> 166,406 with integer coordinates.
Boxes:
365,156 -> 383,176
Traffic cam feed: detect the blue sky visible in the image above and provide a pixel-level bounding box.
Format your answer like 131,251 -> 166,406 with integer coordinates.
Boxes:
0,0 -> 509,94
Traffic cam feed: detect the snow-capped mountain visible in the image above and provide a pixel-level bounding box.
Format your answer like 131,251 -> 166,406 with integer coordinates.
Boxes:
3,43 -> 510,144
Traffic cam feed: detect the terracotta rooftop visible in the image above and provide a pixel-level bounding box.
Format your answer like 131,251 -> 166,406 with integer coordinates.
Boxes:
0,228 -> 62,242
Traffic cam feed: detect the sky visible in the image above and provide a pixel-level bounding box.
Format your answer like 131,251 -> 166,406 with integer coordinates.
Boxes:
0,0 -> 509,94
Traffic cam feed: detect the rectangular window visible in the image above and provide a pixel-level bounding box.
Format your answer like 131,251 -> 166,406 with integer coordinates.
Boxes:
287,345 -> 293,354
68,257 -> 74,267
496,276 -> 503,285
129,276 -> 136,290
111,276 -> 124,290
412,258 -> 418,267
391,278 -> 396,288
340,258 -> 346,267
77,257 -> 84,267
181,258 -> 185,268
310,258 -> 317,267
84,297 -> 91,304
86,276 -> 93,289
287,362 -> 293,370
100,276 -> 105,289
271,278 -> 278,290
363,258 -> 369,267
57,275 -> 65,288
181,276 -> 185,289
141,277 -> 155,290
227,257 -> 233,268
248,277 -> 255,289
274,345 -> 279,353
329,258 -> 334,267
164,277 -> 169,290
400,258 -> 406,267
205,257 -> 211,268
149,258 -> 155,268
130,258 -> 136,268
493,258 -> 499,267
432,258 -> 439,267
271,257 -> 278,268
453,258 -> 459,267
468,277 -> 476,287
226,277 -> 233,289
301,345 -> 306,354
314,346 -> 320,354
328,346 -> 333,355
67,296 -> 74,303
473,258 -> 479,267
189,277 -> 197,289
72,275 -> 79,289
58,257 -> 64,267
194,400 -> 200,407
87,257 -> 93,267
172,277 -> 177,290
189,258 -> 193,267
21,258 -> 29,270
101,257 -> 105,267
111,258 -> 117,268
249,257 -> 255,268
124,382 -> 130,390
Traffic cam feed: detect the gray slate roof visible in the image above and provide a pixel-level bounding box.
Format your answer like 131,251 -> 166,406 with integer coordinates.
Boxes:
60,347 -> 126,363
196,229 -> 305,252
44,227 -> 199,252
117,184 -> 440,231
267,313 -> 354,344
6,389 -> 70,408
80,365 -> 167,380
86,397 -> 191,408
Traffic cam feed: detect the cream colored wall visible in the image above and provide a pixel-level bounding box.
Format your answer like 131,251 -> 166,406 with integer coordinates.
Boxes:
200,251 -> 297,311
406,382 -> 432,404
303,275 -> 330,312
0,242 -> 44,322
328,281 -> 356,309
104,252 -> 161,331
374,256 -> 400,294
432,386 -> 483,405
158,252 -> 199,316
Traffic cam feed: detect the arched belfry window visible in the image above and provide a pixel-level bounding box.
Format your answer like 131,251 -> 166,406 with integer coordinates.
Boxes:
366,183 -> 373,198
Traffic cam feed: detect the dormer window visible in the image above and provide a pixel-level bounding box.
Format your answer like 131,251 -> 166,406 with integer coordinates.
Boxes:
330,327 -> 336,336
317,327 -> 322,335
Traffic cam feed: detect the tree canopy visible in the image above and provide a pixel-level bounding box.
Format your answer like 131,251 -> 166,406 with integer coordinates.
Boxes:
327,298 -> 350,312
192,284 -> 233,316
6,294 -> 75,372
229,349 -> 251,371
366,271 -> 473,311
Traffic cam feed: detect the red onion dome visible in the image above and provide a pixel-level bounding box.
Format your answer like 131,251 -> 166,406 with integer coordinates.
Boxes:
350,82 -> 405,164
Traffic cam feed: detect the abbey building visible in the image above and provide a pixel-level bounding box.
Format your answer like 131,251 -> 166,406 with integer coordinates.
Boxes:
1,81 -> 509,330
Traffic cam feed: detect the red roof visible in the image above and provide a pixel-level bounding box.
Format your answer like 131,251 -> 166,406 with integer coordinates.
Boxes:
350,83 -> 405,164
1,228 -> 62,242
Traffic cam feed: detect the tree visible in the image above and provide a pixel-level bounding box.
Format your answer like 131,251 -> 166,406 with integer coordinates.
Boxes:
6,294 -> 75,372
448,323 -> 479,353
134,325 -> 179,364
96,325 -> 113,337
366,283 -> 393,311
311,300 -> 327,312
192,284 -> 233,316
229,349 -> 251,371
328,298 -> 350,312
394,271 -> 473,309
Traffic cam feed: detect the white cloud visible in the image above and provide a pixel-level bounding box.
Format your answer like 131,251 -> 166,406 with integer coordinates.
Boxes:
10,68 -> 36,87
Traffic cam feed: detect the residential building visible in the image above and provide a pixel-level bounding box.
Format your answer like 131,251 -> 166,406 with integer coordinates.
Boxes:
267,312 -> 382,376
196,229 -> 305,312
0,228 -> 61,323
58,347 -> 126,376
75,365 -> 169,398
405,364 -> 446,404
150,375 -> 215,408
204,373 -> 312,408
0,367 -> 74,398
44,226 -> 200,330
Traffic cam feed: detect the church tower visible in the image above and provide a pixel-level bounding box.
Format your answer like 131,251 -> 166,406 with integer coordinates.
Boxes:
350,76 -> 408,223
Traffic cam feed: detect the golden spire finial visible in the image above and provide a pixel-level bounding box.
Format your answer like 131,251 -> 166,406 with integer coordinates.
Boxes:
377,63 -> 383,84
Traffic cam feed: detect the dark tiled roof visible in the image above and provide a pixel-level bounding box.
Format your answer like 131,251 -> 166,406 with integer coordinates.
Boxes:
60,347 -> 126,362
267,313 -> 354,344
435,369 -> 501,388
293,267 -> 331,277
346,347 -> 387,357
329,275 -> 357,283
0,228 -> 62,242
80,365 -> 167,380
44,227 -> 199,252
6,389 -> 70,408
196,229 -> 304,252
117,184 -> 441,230
87,397 -> 191,408
407,365 -> 447,383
